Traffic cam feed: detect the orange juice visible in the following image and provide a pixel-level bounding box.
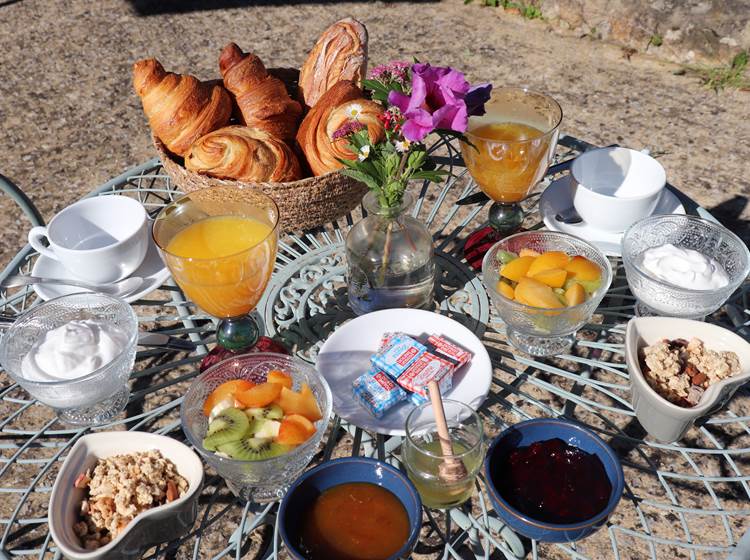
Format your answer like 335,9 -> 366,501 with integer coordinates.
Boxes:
462,122 -> 552,203
165,216 -> 276,318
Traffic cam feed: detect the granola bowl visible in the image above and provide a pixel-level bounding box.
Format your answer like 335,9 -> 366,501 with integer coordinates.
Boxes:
48,431 -> 204,560
626,317 -> 750,443
180,352 -> 332,503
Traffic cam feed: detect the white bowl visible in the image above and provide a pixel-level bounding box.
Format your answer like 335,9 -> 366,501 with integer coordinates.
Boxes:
316,308 -> 492,436
571,147 -> 666,233
49,431 -> 204,560
625,317 -> 750,443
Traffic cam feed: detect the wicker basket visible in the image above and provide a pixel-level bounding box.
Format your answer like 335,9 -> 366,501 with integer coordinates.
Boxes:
154,136 -> 367,233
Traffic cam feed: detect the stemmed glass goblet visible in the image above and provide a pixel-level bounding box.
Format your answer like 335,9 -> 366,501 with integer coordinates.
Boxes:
461,87 -> 562,269
153,186 -> 279,353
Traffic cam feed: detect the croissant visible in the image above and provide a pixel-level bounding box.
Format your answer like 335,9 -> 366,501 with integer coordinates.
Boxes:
298,17 -> 368,110
296,80 -> 385,176
185,126 -> 302,183
133,58 -> 232,157
219,43 -> 302,141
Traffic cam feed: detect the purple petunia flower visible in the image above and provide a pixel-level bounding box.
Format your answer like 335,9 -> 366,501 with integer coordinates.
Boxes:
388,63 -> 492,142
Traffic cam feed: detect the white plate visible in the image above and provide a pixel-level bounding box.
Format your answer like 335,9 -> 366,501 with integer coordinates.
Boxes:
539,175 -> 686,257
31,235 -> 170,303
316,308 -> 492,436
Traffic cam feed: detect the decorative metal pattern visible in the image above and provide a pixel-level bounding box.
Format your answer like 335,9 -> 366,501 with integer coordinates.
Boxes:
0,135 -> 748,559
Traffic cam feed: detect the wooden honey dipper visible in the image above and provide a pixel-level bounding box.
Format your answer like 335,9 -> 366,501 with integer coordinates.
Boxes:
427,380 -> 469,483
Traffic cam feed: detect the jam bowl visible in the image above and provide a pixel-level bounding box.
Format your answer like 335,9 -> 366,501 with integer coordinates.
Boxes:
278,457 -> 422,560
484,418 -> 624,543
625,317 -> 750,444
622,214 -> 750,319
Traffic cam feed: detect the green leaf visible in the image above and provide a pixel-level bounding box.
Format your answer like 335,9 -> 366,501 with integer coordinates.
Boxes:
340,168 -> 380,191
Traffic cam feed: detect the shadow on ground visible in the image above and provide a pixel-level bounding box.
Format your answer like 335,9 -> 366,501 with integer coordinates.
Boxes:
129,0 -> 437,16
708,195 -> 749,245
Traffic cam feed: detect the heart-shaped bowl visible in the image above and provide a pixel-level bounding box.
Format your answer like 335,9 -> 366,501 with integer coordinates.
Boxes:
49,431 -> 203,560
626,316 -> 750,443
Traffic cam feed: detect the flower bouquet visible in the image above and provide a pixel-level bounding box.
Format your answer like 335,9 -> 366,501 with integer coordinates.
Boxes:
336,61 -> 492,314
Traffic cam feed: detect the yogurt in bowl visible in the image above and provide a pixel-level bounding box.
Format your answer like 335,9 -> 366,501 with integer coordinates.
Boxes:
0,293 -> 138,425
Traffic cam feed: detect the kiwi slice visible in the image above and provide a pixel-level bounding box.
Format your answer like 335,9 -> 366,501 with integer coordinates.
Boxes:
244,403 -> 284,420
203,408 -> 250,451
217,437 -> 291,461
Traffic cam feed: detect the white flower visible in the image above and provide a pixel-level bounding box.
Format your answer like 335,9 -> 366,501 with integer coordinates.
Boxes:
358,145 -> 371,161
394,140 -> 411,153
347,103 -> 363,119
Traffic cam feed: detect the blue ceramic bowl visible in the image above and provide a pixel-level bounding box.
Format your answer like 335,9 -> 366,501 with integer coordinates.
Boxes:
484,418 -> 624,543
278,457 -> 422,560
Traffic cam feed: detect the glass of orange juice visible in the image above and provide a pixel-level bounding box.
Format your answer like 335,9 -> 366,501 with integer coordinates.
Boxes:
461,87 -> 562,268
152,186 -> 279,351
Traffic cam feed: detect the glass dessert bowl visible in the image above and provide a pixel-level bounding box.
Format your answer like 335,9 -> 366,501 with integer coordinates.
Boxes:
482,231 -> 612,356
180,352 -> 332,502
622,214 -> 750,319
0,293 -> 138,426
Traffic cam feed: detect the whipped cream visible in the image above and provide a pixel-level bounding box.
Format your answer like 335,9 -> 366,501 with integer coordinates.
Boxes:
21,319 -> 129,382
640,243 -> 729,290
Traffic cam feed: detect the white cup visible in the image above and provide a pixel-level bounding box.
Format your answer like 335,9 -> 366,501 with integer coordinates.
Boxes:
571,147 -> 666,233
28,196 -> 149,284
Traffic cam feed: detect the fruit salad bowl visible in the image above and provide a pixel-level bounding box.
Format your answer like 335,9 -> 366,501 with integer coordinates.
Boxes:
482,231 -> 612,356
181,352 -> 332,503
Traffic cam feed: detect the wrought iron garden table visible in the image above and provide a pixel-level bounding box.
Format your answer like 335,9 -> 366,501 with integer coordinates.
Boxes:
0,135 -> 749,560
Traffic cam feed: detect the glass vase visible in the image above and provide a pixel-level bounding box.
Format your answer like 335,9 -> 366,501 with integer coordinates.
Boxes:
346,191 -> 435,315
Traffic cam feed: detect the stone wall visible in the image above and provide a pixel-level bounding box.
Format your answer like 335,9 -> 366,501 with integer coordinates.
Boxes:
539,0 -> 750,63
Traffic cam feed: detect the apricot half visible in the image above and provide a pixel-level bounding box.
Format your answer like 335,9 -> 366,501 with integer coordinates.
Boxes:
529,267 -> 567,288
526,251 -> 570,277
515,277 -> 566,309
564,282 -> 587,306
497,280 -> 515,300
500,256 -> 535,282
565,256 -> 601,282
278,384 -> 322,421
203,379 -> 255,417
236,382 -> 283,408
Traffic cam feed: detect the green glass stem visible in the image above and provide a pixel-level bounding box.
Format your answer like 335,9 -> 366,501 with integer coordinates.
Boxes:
217,316 -> 260,351
488,201 -> 525,237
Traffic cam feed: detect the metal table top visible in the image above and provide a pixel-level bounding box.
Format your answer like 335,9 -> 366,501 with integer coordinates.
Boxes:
1,135 -> 749,560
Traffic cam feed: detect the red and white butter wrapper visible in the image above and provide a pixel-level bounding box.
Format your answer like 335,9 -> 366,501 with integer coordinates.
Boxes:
396,352 -> 454,398
426,335 -> 472,368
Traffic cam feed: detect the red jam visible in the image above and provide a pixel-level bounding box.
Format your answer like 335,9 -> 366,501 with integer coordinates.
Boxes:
496,438 -> 612,524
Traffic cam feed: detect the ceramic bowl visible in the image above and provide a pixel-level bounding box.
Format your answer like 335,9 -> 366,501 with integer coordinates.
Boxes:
181,352 -> 332,503
278,457 -> 422,560
622,214 -> 750,319
482,231 -> 612,356
484,418 -> 624,543
48,431 -> 203,560
626,317 -> 750,443
571,147 -> 665,233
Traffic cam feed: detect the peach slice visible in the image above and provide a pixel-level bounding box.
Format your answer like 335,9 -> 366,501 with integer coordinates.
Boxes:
500,256 -> 535,282
515,277 -> 566,309
526,251 -> 570,277
529,267 -> 567,288
203,379 -> 255,417
519,248 -> 541,258
236,382 -> 283,408
285,414 -> 316,437
564,282 -> 587,306
496,280 -> 515,300
276,416 -> 314,445
277,384 -> 323,421
565,256 -> 601,282
267,370 -> 293,389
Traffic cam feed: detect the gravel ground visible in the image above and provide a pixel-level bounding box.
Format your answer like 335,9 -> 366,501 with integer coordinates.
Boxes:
0,1 -> 749,559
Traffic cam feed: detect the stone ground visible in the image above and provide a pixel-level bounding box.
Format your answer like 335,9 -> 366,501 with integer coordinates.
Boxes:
0,1 -> 749,559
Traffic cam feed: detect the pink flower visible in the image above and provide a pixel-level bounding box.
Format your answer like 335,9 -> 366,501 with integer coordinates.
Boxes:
331,120 -> 366,141
388,63 -> 491,142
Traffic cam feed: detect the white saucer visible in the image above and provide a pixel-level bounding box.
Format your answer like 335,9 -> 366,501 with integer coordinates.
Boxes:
31,236 -> 170,303
316,308 -> 492,436
539,176 -> 686,257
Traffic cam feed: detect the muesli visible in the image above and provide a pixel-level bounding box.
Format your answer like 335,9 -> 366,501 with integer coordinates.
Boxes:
639,337 -> 740,407
72,450 -> 188,550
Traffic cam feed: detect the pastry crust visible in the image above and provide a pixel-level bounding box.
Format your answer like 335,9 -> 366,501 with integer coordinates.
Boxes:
296,80 -> 385,176
133,58 -> 232,157
219,43 -> 302,141
297,17 -> 368,110
185,125 -> 302,182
